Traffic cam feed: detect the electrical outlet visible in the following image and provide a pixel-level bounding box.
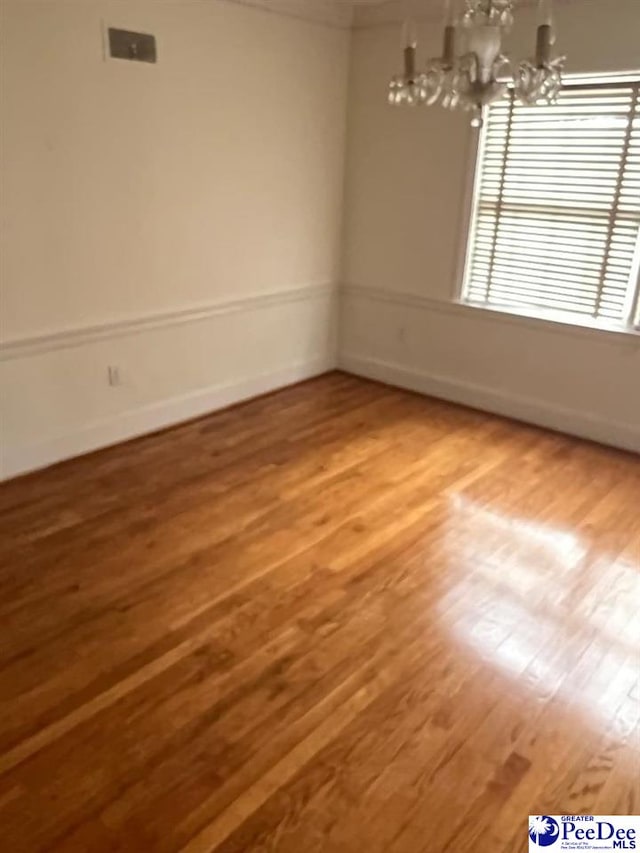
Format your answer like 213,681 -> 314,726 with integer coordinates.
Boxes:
107,365 -> 121,387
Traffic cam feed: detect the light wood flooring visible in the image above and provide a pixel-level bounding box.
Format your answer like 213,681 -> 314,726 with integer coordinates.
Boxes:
0,371 -> 638,851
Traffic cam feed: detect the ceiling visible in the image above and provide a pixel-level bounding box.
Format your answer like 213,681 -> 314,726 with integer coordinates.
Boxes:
224,0 -> 419,29
226,0 -> 583,29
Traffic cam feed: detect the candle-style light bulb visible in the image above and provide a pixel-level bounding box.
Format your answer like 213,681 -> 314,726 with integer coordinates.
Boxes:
441,0 -> 458,70
443,0 -> 457,27
537,0 -> 554,26
402,17 -> 418,48
535,0 -> 556,64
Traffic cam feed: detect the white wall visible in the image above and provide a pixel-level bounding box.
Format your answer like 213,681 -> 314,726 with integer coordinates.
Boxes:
0,0 -> 349,478
341,0 -> 640,453
3,0 -> 639,480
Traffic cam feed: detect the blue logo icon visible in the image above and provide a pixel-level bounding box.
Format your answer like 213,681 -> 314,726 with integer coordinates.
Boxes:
529,816 -> 560,847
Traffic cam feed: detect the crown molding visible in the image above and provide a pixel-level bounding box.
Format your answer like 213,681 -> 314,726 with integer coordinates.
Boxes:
220,0 -> 354,28
353,0 -> 444,28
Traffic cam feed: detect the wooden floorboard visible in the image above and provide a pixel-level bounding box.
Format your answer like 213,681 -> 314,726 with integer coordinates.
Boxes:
0,371 -> 638,851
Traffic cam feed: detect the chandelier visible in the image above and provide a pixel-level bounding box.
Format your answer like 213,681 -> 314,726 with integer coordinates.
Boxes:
388,0 -> 565,126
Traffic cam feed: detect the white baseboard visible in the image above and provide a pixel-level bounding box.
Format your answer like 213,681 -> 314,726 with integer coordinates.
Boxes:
1,356 -> 334,481
339,353 -> 640,455
6,349 -> 636,481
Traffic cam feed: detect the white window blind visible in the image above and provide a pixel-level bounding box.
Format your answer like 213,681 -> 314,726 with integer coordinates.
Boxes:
463,78 -> 640,328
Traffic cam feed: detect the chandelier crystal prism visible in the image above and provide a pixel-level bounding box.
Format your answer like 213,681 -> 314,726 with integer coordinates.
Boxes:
388,0 -> 566,126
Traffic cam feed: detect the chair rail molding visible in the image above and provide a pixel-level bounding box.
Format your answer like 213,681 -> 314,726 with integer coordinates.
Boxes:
1,283 -> 336,361
342,283 -> 640,345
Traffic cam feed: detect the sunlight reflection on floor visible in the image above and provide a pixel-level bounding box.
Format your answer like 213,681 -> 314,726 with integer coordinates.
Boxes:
439,493 -> 640,737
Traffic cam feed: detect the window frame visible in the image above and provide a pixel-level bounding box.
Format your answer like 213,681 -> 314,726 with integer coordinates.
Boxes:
457,71 -> 640,337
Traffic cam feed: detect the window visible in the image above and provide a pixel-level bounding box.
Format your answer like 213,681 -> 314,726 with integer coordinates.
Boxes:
462,76 -> 640,331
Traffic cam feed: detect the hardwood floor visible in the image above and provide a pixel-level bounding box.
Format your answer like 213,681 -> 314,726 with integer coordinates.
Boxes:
1,371 -> 638,852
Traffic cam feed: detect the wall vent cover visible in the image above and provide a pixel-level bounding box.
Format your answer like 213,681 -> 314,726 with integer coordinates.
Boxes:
108,28 -> 156,63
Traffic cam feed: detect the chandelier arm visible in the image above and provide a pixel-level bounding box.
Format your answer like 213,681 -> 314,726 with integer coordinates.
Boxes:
388,0 -> 563,121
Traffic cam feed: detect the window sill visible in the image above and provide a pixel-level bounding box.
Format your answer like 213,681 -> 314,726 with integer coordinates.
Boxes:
457,299 -> 640,342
